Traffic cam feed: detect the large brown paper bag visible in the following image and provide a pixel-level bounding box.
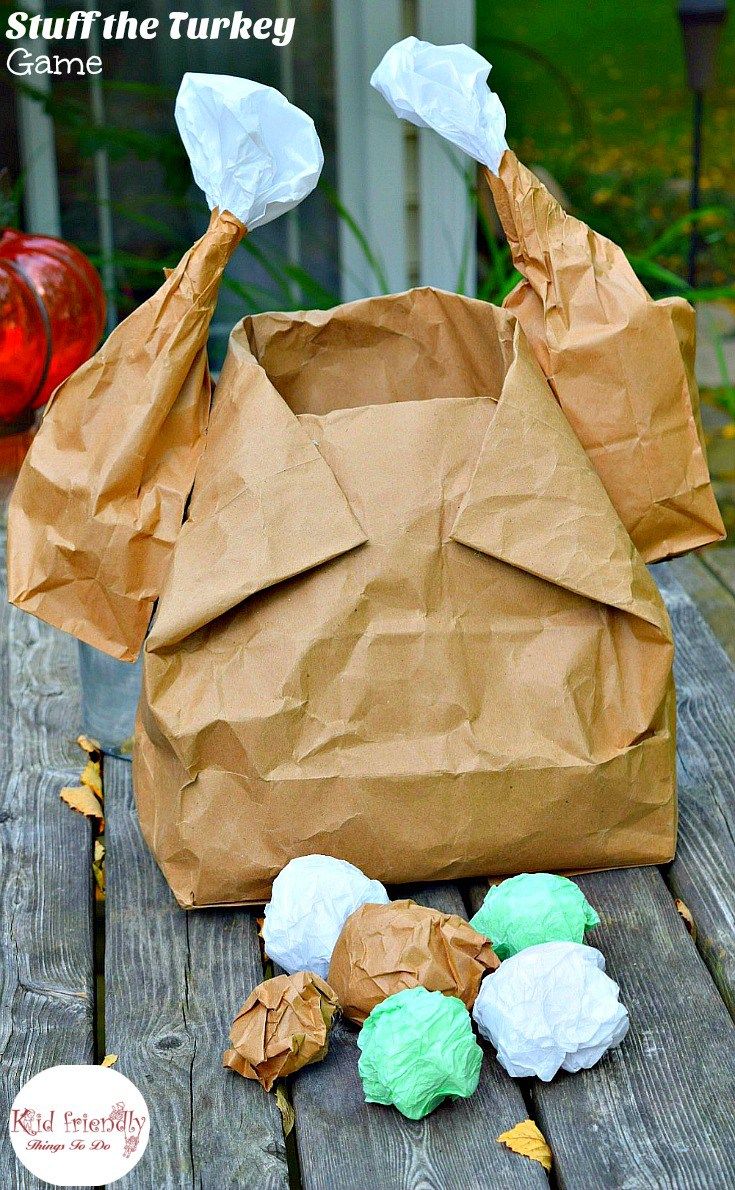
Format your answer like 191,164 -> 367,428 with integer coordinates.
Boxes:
372,37 -> 724,562
135,290 -> 675,906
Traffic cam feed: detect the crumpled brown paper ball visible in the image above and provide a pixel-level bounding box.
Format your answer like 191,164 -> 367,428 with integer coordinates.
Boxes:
328,899 -> 500,1024
223,971 -> 339,1091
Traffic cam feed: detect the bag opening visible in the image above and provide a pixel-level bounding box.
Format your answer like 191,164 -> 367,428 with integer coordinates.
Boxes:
242,287 -> 512,415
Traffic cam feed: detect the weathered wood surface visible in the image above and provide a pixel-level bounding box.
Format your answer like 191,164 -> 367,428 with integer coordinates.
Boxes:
468,868 -> 735,1189
104,757 -> 289,1190
656,562 -> 735,1019
0,513 -> 95,1190
291,882 -> 547,1190
702,545 -> 735,597
665,552 -> 735,666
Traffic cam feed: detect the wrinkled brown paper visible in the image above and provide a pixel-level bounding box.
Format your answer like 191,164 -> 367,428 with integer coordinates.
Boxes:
223,971 -> 338,1091
328,900 -> 499,1024
8,158 -> 695,909
486,151 -> 724,563
8,208 -> 244,660
133,291 -> 677,906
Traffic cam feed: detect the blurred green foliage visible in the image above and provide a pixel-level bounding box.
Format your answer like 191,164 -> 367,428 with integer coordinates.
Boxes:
478,0 -> 735,292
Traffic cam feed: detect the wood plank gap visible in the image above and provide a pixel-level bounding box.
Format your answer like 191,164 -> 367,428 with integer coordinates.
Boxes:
464,881 -> 563,1190
289,881 -> 548,1190
280,1081 -> 304,1190
93,873 -> 105,1065
90,753 -> 107,1069
104,758 -> 289,1189
0,511 -> 95,1190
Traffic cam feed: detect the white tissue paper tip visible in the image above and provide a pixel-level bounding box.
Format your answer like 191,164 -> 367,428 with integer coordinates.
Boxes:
472,942 -> 629,1081
371,36 -> 507,174
175,73 -> 323,229
262,855 -> 390,980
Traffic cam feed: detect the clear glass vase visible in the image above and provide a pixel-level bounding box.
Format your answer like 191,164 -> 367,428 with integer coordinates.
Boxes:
77,641 -> 143,760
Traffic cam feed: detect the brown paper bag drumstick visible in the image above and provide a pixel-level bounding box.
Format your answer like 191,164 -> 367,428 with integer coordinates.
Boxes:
482,153 -> 723,561
372,37 -> 723,563
8,73 -> 324,661
8,209 -> 244,660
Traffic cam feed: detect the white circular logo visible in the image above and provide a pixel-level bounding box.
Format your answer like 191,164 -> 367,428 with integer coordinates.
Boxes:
9,1065 -> 150,1186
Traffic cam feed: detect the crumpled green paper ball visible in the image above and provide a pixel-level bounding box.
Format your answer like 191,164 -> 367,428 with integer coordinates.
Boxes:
470,873 -> 600,960
357,986 -> 482,1120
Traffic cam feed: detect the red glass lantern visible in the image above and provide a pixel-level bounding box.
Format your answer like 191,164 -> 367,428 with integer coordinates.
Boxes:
0,229 -> 106,429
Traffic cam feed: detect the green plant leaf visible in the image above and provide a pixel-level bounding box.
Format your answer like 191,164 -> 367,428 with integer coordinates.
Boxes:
636,206 -> 731,261
320,180 -> 390,294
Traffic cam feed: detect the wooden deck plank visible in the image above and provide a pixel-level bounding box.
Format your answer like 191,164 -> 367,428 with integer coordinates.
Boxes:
469,869 -> 735,1189
663,554 -> 735,666
0,514 -> 95,1190
104,757 -> 289,1190
655,563 -> 735,1018
291,882 -> 547,1190
701,545 -> 735,597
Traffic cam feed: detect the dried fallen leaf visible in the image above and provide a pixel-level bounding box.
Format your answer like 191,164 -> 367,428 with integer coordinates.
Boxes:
275,1085 -> 294,1136
675,898 -> 697,941
77,734 -> 101,757
497,1120 -> 552,1171
80,758 -> 103,799
93,838 -> 106,896
101,1054 -> 118,1068
60,785 -> 104,820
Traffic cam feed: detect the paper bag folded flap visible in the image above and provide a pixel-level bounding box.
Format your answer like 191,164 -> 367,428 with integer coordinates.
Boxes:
148,308 -> 670,656
145,326 -> 367,651
450,322 -> 672,641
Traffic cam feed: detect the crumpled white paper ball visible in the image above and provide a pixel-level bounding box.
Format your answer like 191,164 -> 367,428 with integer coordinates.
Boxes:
176,73 -> 323,229
262,855 -> 389,979
371,37 -> 507,173
472,942 -> 629,1080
